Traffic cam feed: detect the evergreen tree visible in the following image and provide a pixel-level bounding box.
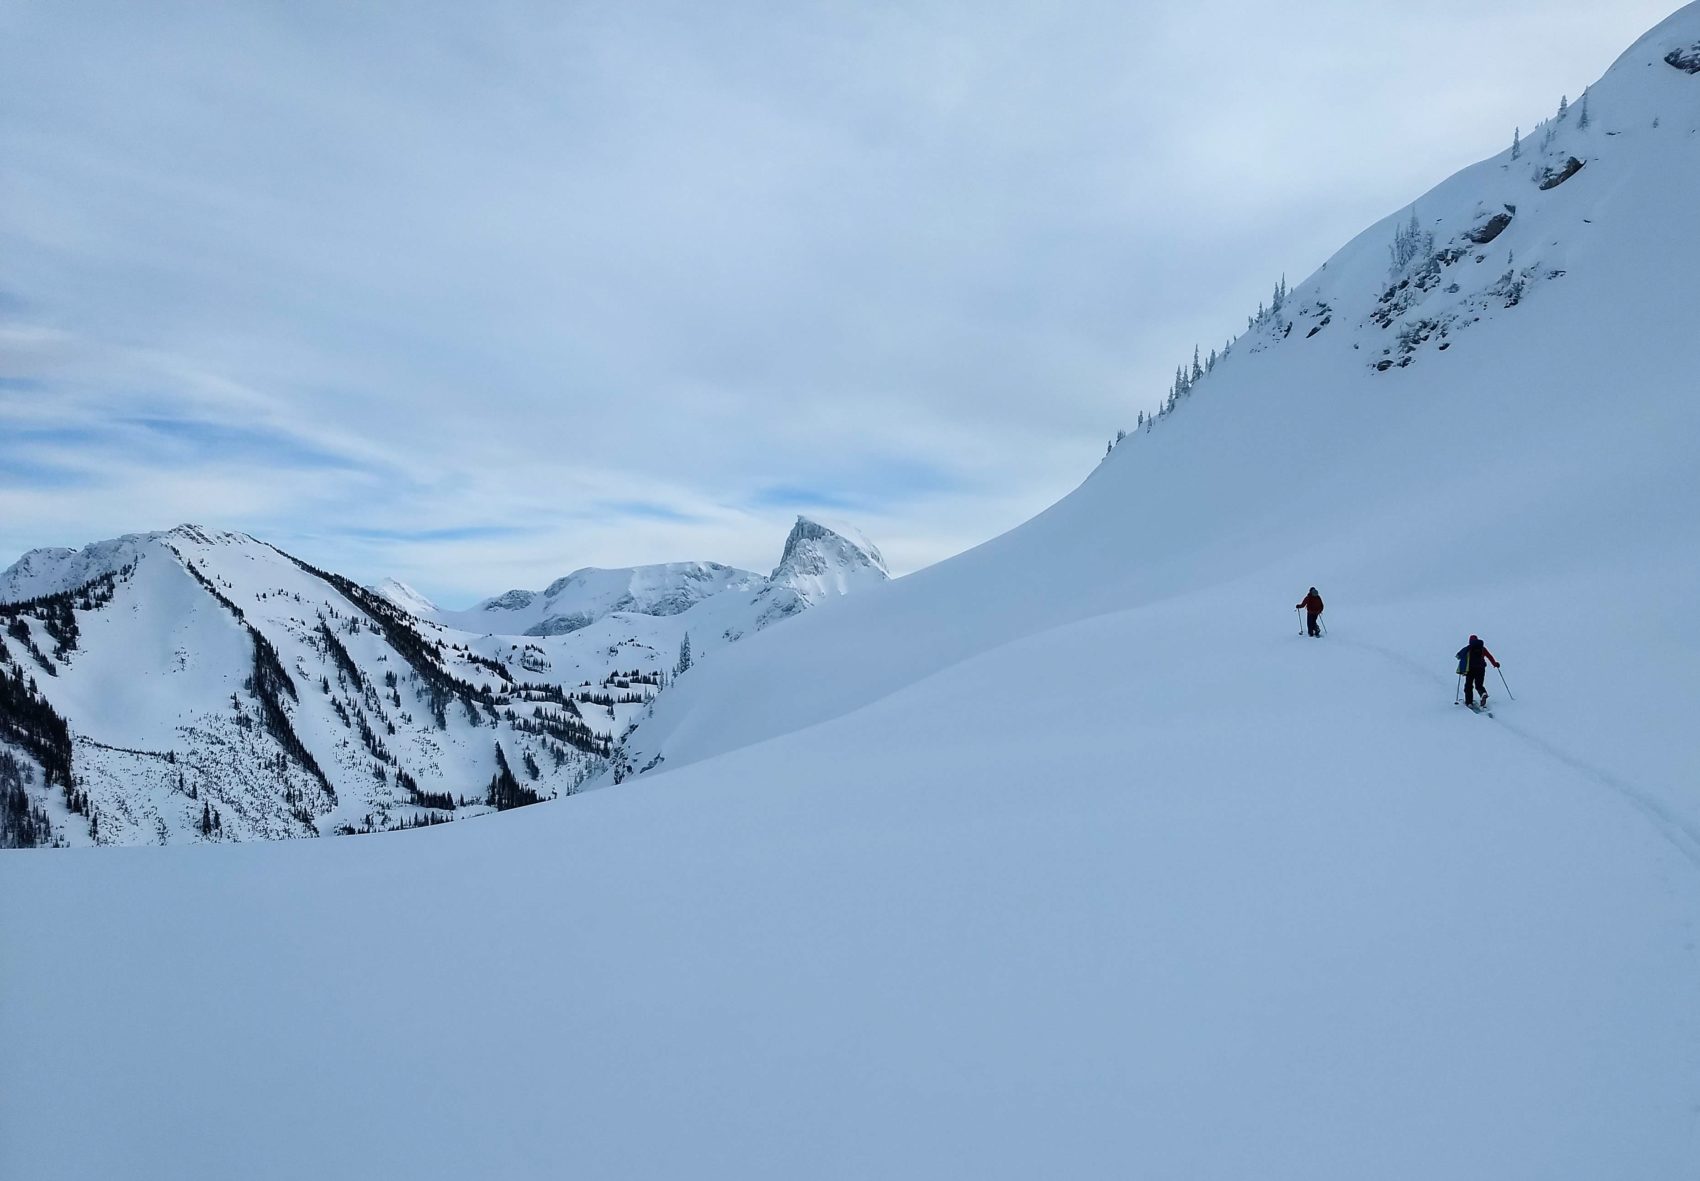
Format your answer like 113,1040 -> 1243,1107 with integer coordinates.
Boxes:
1557,94 -> 1568,120
1389,208 -> 1432,273
1511,126 -> 1521,158
675,633 -> 693,677
1577,87 -> 1590,130
487,743 -> 543,811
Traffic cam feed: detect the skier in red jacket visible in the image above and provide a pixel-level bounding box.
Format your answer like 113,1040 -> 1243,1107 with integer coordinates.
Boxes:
1295,587 -> 1324,637
1456,635 -> 1499,708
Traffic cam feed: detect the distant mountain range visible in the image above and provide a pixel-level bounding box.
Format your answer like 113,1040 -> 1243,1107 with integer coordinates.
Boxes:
0,516 -> 888,847
386,515 -> 888,638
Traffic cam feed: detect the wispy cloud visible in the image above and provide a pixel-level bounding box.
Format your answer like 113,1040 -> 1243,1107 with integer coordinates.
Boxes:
0,0 -> 1676,598
747,485 -> 859,512
593,500 -> 704,524
120,415 -> 365,472
747,456 -> 969,514
341,524 -> 542,544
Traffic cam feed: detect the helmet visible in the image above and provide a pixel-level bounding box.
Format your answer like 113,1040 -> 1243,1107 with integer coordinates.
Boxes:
1469,635 -> 1479,643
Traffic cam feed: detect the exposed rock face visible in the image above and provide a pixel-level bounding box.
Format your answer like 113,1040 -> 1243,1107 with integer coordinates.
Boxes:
1537,157 -> 1585,190
482,590 -> 537,612
1665,44 -> 1700,72
1467,210 -> 1514,244
767,517 -> 890,606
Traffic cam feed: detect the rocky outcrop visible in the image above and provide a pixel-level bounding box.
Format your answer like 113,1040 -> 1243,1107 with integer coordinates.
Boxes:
768,517 -> 890,606
1536,157 -> 1585,190
1665,43 -> 1700,72
1467,209 -> 1514,244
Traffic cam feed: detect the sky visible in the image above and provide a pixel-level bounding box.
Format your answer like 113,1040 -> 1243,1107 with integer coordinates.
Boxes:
0,0 -> 1679,605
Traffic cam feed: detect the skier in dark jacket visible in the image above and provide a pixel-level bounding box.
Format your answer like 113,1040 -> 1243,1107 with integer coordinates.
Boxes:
1456,635 -> 1499,707
1296,587 -> 1324,637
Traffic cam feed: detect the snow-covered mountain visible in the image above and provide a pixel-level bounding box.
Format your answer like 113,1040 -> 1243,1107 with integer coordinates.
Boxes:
368,577 -> 439,618
0,516 -> 887,846
767,515 -> 889,604
437,561 -> 767,636
6,7 -> 1700,1179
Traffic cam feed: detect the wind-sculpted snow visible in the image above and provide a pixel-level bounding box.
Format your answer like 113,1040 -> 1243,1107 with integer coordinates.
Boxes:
5,6 -> 1700,1178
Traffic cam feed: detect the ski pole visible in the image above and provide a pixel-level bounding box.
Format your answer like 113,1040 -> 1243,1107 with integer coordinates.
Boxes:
1319,619 -> 1328,637
1297,608 -> 1303,636
1496,665 -> 1515,701
1455,674 -> 1462,705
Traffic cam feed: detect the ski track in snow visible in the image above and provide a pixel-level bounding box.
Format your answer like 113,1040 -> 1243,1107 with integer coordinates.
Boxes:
1339,634 -> 1700,872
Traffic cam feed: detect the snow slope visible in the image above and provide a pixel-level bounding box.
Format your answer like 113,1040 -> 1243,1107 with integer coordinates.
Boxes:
615,6 -> 1700,799
5,7 -> 1700,1178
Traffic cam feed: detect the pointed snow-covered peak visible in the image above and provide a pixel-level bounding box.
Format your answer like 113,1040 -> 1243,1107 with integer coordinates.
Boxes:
768,516 -> 890,606
369,578 -> 440,619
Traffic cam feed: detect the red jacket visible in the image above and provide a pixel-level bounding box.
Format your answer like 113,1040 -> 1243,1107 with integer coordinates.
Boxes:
1457,641 -> 1498,674
1297,592 -> 1323,614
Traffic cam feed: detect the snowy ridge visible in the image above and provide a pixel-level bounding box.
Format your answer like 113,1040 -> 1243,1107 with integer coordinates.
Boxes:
428,517 -> 884,638
0,524 -> 235,604
5,7 -> 1700,1178
440,561 -> 767,637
